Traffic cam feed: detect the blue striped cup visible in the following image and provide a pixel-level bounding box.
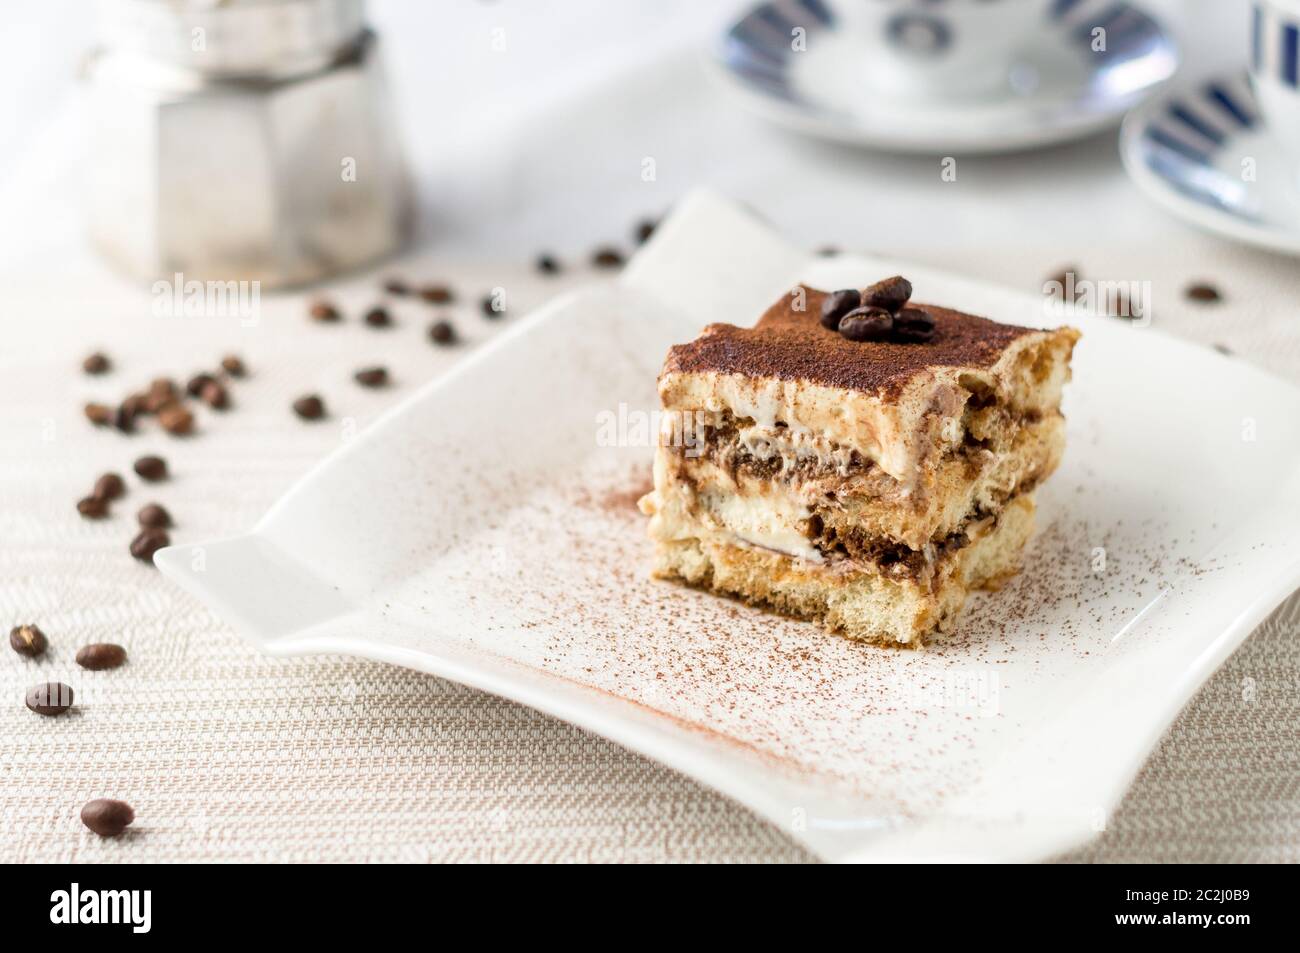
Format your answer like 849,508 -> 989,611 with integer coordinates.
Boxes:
1252,0 -> 1300,169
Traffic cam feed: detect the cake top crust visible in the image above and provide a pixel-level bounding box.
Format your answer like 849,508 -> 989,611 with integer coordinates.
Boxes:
662,285 -> 1038,398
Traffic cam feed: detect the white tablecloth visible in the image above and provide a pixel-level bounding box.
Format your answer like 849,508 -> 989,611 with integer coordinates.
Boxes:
1,0 -> 1297,863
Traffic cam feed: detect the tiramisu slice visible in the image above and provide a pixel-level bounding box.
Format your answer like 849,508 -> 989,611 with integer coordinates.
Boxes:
639,277 -> 1079,646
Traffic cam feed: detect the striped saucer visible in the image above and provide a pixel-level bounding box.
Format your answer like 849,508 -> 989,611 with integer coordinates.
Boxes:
1120,73 -> 1300,256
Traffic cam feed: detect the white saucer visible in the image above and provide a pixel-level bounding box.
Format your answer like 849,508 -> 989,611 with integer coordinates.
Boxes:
711,0 -> 1179,153
1121,72 -> 1300,256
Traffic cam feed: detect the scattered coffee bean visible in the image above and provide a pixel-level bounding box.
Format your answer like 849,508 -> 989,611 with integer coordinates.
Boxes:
1186,282 -> 1222,303
77,496 -> 109,519
635,219 -> 657,244
26,681 -> 73,716
383,277 -> 411,296
158,403 -> 195,435
142,392 -> 170,414
354,366 -> 389,388
591,247 -> 625,268
292,395 -> 326,420
123,393 -> 150,417
113,403 -> 137,434
220,354 -> 246,378
838,307 -> 895,342
820,289 -> 862,331
129,527 -> 169,562
133,455 -> 168,481
1045,267 -> 1079,299
419,284 -> 455,304
429,320 -> 456,345
143,380 -> 177,414
861,275 -> 913,312
185,372 -> 216,397
892,307 -> 936,343
9,624 -> 48,658
94,472 -> 126,501
85,403 -> 113,427
481,294 -> 505,319
536,254 -> 561,275
81,799 -> 135,837
309,300 -> 341,322
137,503 -> 171,528
82,352 -> 111,375
76,643 -> 127,671
363,305 -> 392,328
199,379 -> 229,410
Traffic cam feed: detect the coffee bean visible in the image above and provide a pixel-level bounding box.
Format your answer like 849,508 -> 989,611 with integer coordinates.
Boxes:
481,294 -> 505,319
820,289 -> 862,331
1186,282 -> 1222,303
220,354 -> 246,378
133,455 -> 168,481
113,403 -> 137,434
186,372 -> 216,397
137,503 -> 171,528
838,307 -> 894,342
893,307 -> 936,343
591,247 -> 624,268
129,527 -> 169,562
82,352 -> 111,375
419,284 -> 454,304
635,219 -> 657,244
123,393 -> 150,419
143,380 -> 177,414
9,624 -> 47,658
536,254 -> 561,275
158,403 -> 195,435
85,403 -> 113,427
861,275 -> 913,312
429,320 -> 456,345
94,472 -> 126,501
309,300 -> 341,322
26,681 -> 73,716
81,799 -> 134,837
199,379 -> 229,410
77,496 -> 109,519
1044,267 -> 1079,299
363,306 -> 392,328
76,643 -> 127,671
150,376 -> 178,398
292,395 -> 326,420
354,366 -> 388,388
383,277 -> 410,296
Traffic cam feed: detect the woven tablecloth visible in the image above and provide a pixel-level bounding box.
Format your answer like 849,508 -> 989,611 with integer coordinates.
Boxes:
2,0 -> 1298,863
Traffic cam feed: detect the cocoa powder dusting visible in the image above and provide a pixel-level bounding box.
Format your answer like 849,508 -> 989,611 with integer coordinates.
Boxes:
370,450 -> 1234,810
662,285 -> 1036,398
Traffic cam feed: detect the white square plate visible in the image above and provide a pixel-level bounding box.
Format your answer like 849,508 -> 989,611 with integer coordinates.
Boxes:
157,192 -> 1300,862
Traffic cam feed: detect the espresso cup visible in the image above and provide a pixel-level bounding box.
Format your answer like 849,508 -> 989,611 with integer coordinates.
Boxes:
828,0 -> 1053,98
1251,0 -> 1300,171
